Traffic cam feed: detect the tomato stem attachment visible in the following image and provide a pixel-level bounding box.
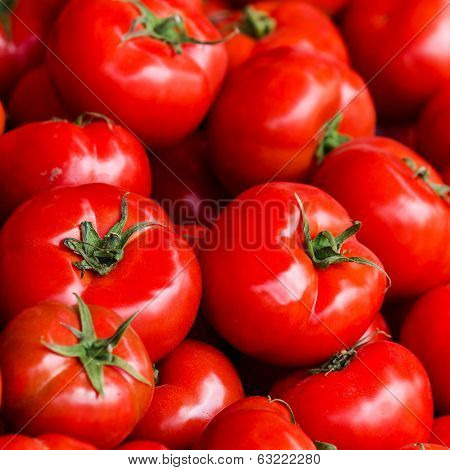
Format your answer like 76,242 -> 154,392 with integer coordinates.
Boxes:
74,112 -> 115,130
314,441 -> 338,450
0,0 -> 15,39
267,396 -> 296,424
42,295 -> 150,395
316,114 -> 351,165
239,6 -> 276,39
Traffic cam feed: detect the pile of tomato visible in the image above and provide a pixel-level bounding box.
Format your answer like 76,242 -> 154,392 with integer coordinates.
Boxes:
0,0 -> 449,451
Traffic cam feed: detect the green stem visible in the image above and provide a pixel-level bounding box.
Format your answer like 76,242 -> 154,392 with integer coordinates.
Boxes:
316,114 -> 351,165
0,0 -> 15,39
239,6 -> 276,39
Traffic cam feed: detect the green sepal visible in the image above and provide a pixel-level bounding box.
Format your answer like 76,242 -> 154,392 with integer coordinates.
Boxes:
315,441 -> 337,450
239,6 -> 276,39
316,114 -> 351,165
0,0 -> 15,39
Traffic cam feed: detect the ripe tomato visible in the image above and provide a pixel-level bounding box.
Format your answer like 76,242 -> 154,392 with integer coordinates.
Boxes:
217,1 -> 348,70
342,0 -> 450,121
304,0 -> 349,15
132,340 -> 244,449
0,100 -> 4,134
0,117 -> 152,219
274,341 -> 433,450
430,416 -> 450,447
401,285 -> 450,415
208,47 -> 341,194
7,65 -> 68,125
0,183 -> 202,361
116,441 -> 168,450
0,434 -> 97,450
401,443 -> 447,450
0,297 -> 154,449
312,137 -> 450,298
201,182 -> 387,366
47,0 -> 227,148
417,84 -> 450,171
0,0 -> 66,97
196,396 -> 316,450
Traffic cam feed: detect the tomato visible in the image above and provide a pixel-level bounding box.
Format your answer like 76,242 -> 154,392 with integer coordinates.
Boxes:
430,416 -> 450,447
0,0 -> 66,97
0,297 -> 154,448
0,183 -> 202,361
0,116 -> 152,219
342,0 -> 450,121
116,441 -> 168,450
201,182 -> 387,366
303,0 -> 349,15
151,132 -> 229,227
7,65 -> 68,125
360,312 -> 391,343
312,137 -> 450,298
401,443 -> 447,450
378,122 -> 418,150
0,100 -> 4,134
208,47 -> 341,194
401,285 -> 450,415
417,84 -> 450,171
444,166 -> 450,185
217,1 -> 349,70
132,340 -> 243,449
196,396 -> 316,450
47,0 -> 227,148
0,433 -> 97,450
274,341 -> 433,450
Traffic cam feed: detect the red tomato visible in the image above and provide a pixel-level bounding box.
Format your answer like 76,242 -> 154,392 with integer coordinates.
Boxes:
116,441 -> 168,450
0,433 -> 97,450
203,0 -> 228,16
196,396 -> 316,450
401,285 -> 450,415
378,122 -> 418,150
7,65 -> 69,125
0,298 -> 154,448
359,311 -> 391,343
217,1 -> 349,70
417,84 -> 450,171
0,100 -> 4,134
312,137 -> 450,298
201,182 -> 387,366
208,47 -> 341,194
274,341 -> 433,449
151,132 -> 229,227
430,416 -> 450,447
444,166 -> 450,185
303,0 -> 349,15
342,0 -> 450,121
47,0 -> 227,148
0,184 -> 202,361
0,117 -> 152,219
0,0 -> 66,96
401,443 -> 447,450
132,340 -> 244,449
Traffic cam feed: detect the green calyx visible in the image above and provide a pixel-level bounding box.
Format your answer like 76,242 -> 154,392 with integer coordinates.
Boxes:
267,396 -> 296,424
122,0 -> 227,54
403,157 -> 450,201
0,0 -> 15,39
295,194 -> 389,282
74,112 -> 114,129
316,114 -> 351,165
42,295 -> 150,395
239,6 -> 276,39
314,441 -> 338,450
64,194 -> 158,277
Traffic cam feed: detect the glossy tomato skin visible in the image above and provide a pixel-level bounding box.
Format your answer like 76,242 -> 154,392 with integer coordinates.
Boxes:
0,433 -> 97,450
0,101 -> 4,134
132,340 -> 244,449
417,84 -> 450,171
0,120 -> 152,219
0,301 -> 154,449
342,0 -> 450,121
0,184 -> 202,361
7,65 -> 69,125
401,285 -> 450,415
116,441 -> 168,450
312,137 -> 450,298
47,0 -> 227,148
430,416 -> 450,447
220,1 -> 349,70
196,396 -> 316,450
0,0 -> 66,97
208,47 -> 341,194
201,182 -> 386,366
275,341 -> 433,450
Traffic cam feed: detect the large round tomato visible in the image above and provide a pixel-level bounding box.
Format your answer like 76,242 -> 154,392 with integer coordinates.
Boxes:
0,434 -> 97,450
274,341 -> 433,449
0,117 -> 152,219
0,183 -> 202,361
196,396 -> 316,450
47,0 -> 227,148
208,47 -> 341,194
0,0 -> 66,97
201,182 -> 387,366
0,298 -> 154,448
342,0 -> 450,121
430,416 -> 450,447
312,137 -> 450,298
7,65 -> 68,125
417,84 -> 450,171
401,284 -> 450,414
132,340 -> 243,449
217,1 -> 349,70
